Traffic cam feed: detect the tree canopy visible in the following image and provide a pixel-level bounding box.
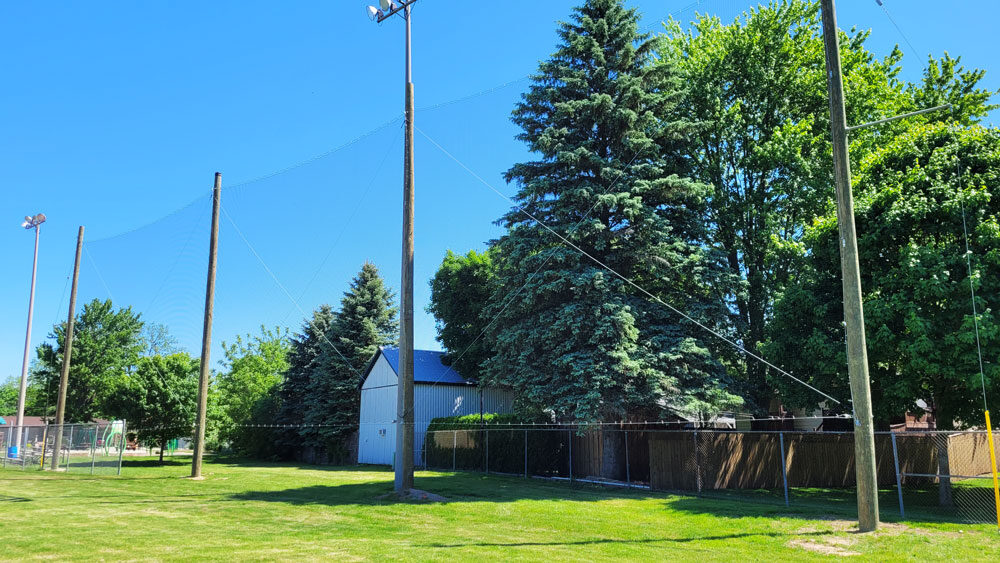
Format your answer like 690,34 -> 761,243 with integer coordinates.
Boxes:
105,353 -> 199,461
32,299 -> 144,422
427,248 -> 497,381
765,124 -> 1000,428
658,0 -> 996,412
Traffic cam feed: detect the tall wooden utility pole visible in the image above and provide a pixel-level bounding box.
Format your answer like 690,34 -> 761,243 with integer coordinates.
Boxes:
191,173 -> 221,479
395,1 -> 416,493
820,0 -> 879,532
51,226 -> 84,470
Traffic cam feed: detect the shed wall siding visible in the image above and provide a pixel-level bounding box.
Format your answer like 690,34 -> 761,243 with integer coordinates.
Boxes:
358,352 -> 516,466
358,355 -> 398,465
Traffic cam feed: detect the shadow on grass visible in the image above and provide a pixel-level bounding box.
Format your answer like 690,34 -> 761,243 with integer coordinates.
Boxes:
420,530 -> 833,549
122,459 -> 190,469
228,472 -> 659,506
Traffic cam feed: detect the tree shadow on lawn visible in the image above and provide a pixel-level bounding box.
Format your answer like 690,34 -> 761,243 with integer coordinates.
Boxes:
228,472 -> 665,506
419,530 -> 834,549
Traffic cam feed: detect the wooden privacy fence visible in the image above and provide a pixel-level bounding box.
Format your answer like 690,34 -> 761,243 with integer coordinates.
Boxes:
648,430 -> 1000,491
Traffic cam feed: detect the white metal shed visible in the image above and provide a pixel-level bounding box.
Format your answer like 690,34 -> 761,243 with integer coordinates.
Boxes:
358,346 -> 513,466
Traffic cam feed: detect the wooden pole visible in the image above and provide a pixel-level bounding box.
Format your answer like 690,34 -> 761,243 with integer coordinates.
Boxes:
51,226 -> 84,470
820,0 -> 879,532
394,4 -> 415,493
191,173 -> 221,479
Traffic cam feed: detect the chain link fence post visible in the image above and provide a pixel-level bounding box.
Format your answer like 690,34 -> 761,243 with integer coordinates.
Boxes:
890,430 -> 904,518
485,428 -> 489,475
523,429 -> 528,478
452,430 -> 457,471
625,429 -> 631,488
779,431 -> 789,506
568,429 -> 573,483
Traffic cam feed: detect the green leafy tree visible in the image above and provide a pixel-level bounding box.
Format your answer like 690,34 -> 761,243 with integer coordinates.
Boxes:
486,0 -> 741,444
659,0 -> 996,412
303,262 -> 397,458
427,249 -> 497,380
276,305 -> 337,456
212,327 -> 290,456
105,353 -> 198,462
32,299 -> 144,421
765,124 -> 1000,428
0,378 -> 19,416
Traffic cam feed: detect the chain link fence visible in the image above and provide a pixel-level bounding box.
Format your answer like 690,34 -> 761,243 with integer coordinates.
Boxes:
0,422 -> 126,475
418,426 -> 1000,525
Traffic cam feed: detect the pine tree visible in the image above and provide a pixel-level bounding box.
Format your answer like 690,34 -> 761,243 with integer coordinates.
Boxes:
302,262 -> 398,458
485,0 -> 741,441
276,305 -> 336,456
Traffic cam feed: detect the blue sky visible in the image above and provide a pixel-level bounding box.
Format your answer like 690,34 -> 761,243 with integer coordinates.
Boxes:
2,0 -> 997,382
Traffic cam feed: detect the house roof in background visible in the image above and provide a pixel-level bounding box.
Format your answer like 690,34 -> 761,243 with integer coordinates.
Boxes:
378,346 -> 472,385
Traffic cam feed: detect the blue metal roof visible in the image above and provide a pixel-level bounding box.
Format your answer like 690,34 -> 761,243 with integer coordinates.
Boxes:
378,346 -> 472,385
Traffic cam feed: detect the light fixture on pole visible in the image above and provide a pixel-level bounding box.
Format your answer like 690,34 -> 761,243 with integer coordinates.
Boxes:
365,0 -> 418,493
11,213 -> 46,460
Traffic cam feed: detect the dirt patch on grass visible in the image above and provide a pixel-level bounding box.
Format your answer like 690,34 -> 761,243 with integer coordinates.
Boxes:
788,517 -> 966,557
788,539 -> 860,556
377,489 -> 449,502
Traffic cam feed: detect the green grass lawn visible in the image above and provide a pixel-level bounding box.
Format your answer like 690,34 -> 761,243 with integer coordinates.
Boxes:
0,457 -> 998,561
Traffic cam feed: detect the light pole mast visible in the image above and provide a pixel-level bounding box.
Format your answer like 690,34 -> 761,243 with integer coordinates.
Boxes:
367,0 -> 417,494
14,213 -> 46,458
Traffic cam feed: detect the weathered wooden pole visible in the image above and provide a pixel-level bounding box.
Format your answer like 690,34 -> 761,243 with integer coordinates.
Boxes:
394,2 -> 416,493
819,0 -> 879,532
51,226 -> 84,470
191,173 -> 221,479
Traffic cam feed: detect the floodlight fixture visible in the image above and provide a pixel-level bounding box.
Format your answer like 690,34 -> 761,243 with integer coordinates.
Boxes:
367,5 -> 382,20
23,213 -> 46,229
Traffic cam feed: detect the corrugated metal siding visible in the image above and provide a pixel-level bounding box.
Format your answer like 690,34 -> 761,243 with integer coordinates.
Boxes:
358,356 -> 397,465
359,352 -> 516,466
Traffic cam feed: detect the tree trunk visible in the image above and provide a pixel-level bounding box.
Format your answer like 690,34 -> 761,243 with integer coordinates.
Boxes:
601,429 -> 625,481
159,437 -> 165,464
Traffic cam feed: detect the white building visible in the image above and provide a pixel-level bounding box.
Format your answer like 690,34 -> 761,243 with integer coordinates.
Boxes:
358,346 -> 513,465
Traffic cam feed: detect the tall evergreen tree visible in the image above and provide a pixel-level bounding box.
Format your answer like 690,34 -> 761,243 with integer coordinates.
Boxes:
275,305 -> 337,455
302,262 -> 398,458
485,0 -> 741,446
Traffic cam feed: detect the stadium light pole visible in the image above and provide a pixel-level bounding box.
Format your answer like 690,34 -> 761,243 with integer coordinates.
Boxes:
365,0 -> 417,493
13,213 -> 46,459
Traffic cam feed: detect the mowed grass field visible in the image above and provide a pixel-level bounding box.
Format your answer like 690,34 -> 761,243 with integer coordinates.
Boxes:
0,457 -> 998,561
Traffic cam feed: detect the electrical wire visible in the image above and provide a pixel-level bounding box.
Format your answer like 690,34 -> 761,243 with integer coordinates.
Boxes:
958,160 -> 989,411
876,0 -> 921,61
